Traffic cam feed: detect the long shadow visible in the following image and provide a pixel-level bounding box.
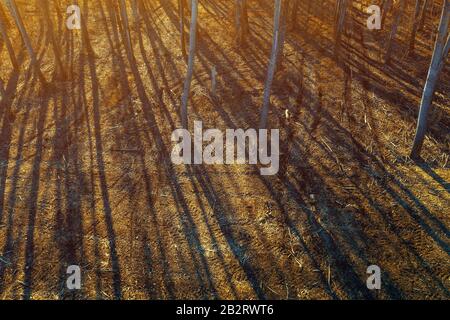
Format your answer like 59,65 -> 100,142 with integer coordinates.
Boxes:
82,0 -> 122,299
187,165 -> 267,299
126,43 -> 219,300
0,67 -> 21,222
109,1 -> 225,298
22,92 -> 50,299
287,91 -> 449,295
304,88 -> 450,253
0,61 -> 39,296
99,0 -> 177,298
415,160 -> 450,194
52,75 -> 86,299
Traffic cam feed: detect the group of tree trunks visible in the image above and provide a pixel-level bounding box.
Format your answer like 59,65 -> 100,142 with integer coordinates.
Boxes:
0,0 -> 448,159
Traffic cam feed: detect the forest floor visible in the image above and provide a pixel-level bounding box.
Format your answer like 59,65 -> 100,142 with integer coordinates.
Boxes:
0,0 -> 448,299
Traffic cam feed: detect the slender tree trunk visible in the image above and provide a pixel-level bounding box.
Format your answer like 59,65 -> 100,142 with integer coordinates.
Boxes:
181,0 -> 198,129
259,0 -> 282,129
335,0 -> 349,56
179,0 -> 187,60
119,0 -> 133,62
77,0 -> 94,56
41,0 -> 66,77
132,0 -> 139,27
419,0 -> 430,31
277,0 -> 291,70
443,33 -> 450,58
235,0 -> 250,47
381,0 -> 393,27
0,8 -> 18,69
384,0 -> 405,63
6,0 -> 45,83
411,0 -> 449,158
242,0 -> 249,35
235,0 -> 242,45
54,0 -> 63,36
211,65 -> 217,96
408,0 -> 422,53
290,0 -> 300,31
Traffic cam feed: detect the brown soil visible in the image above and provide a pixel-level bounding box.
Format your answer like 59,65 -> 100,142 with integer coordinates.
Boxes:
0,0 -> 448,299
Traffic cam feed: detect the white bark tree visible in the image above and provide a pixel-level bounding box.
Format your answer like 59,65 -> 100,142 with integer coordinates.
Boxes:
179,0 -> 187,60
41,0 -> 65,77
131,0 -> 139,27
408,0 -> 422,53
381,0 -> 393,27
119,0 -> 133,62
335,0 -> 349,56
289,0 -> 300,31
259,0 -> 283,129
419,0 -> 430,31
5,0 -> 45,83
235,0 -> 250,47
410,0 -> 449,158
384,0 -> 405,63
181,0 -> 199,129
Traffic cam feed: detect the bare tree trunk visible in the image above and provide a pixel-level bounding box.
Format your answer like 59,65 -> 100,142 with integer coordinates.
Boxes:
119,0 -> 133,62
235,0 -> 250,47
411,0 -> 449,158
289,0 -> 300,31
381,0 -> 393,27
179,0 -> 187,60
181,0 -> 198,129
131,0 -> 139,27
276,0 -> 291,70
211,65 -> 217,96
384,0 -> 405,63
0,6 -> 18,69
6,0 -> 45,83
259,0 -> 282,129
77,0 -> 94,56
408,0 -> 422,53
335,0 -> 349,56
41,0 -> 66,77
419,0 -> 430,31
443,33 -> 450,58
242,0 -> 249,35
53,0 -> 63,36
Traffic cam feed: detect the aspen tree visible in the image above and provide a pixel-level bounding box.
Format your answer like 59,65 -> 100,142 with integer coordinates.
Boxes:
408,0 -> 422,53
335,0 -> 349,56
419,0 -> 430,31
6,0 -> 46,83
119,0 -> 133,62
411,0 -> 449,158
41,0 -> 66,77
179,0 -> 187,60
290,0 -> 300,31
259,0 -> 283,129
235,0 -> 250,47
132,0 -> 139,27
275,0 -> 291,71
385,0 -> 406,63
181,0 -> 198,129
381,0 -> 393,27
